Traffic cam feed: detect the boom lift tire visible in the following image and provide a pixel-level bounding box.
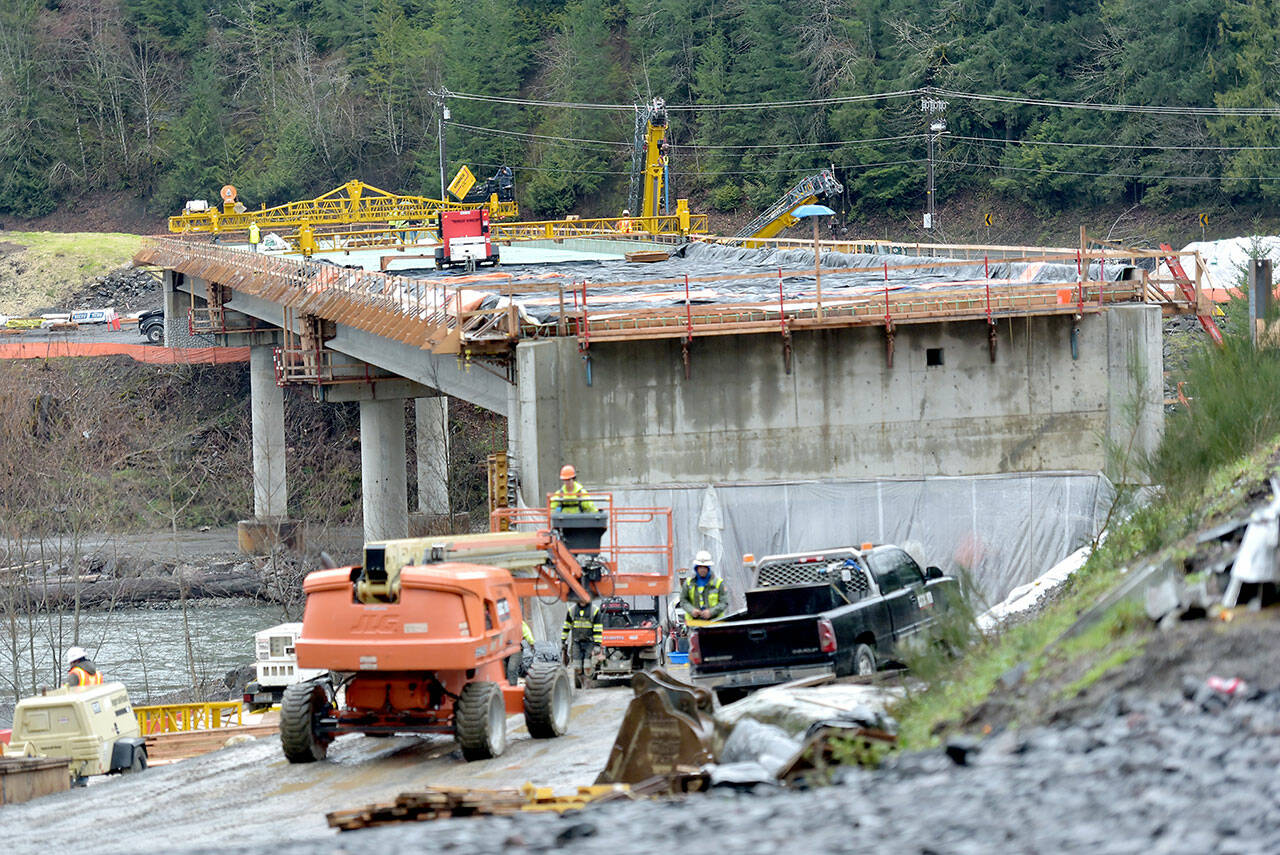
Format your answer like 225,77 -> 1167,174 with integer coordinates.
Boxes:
523,660 -> 572,739
281,681 -> 333,763
455,681 -> 507,760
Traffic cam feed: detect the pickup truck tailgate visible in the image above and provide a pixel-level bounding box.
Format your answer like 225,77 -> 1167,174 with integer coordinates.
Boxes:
695,616 -> 824,673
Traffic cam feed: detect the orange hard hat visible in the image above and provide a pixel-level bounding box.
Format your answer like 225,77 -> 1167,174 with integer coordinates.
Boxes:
559,464 -> 576,480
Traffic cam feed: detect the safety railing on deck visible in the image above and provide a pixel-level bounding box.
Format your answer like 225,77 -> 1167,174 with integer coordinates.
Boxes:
135,701 -> 244,734
137,235 -> 1206,357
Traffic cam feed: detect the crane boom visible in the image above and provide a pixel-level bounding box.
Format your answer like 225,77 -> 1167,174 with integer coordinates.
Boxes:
627,99 -> 669,221
732,170 -> 843,247
169,177 -> 519,235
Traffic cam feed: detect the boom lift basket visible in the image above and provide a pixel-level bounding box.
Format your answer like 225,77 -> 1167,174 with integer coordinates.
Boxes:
550,511 -> 609,556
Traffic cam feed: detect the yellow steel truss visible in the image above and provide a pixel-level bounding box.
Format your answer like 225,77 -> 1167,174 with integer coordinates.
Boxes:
168,179 -> 519,235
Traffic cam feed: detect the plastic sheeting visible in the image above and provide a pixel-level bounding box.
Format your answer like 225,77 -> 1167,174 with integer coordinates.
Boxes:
606,472 -> 1114,611
407,242 -> 1126,326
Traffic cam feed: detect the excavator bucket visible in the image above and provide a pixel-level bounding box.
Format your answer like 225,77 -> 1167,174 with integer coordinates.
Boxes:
595,670 -> 717,784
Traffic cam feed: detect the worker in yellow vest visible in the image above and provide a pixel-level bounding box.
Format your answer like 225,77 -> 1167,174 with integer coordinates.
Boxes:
680,550 -> 727,620
248,221 -> 261,252
561,600 -> 604,687
551,464 -> 597,513
65,646 -> 104,687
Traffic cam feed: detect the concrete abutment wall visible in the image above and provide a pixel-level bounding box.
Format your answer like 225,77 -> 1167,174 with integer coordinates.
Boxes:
514,305 -> 1163,500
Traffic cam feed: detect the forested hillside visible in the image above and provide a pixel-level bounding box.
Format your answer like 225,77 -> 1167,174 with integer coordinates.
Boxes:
1,0 -> 1278,222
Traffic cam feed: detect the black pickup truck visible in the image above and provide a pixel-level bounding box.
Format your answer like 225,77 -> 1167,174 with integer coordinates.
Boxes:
690,544 -> 955,698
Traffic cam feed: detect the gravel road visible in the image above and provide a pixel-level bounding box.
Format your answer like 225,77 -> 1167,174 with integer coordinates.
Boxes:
10,688 -> 631,855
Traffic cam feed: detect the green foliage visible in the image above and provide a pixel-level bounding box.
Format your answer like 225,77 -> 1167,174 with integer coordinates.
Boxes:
709,184 -> 744,213
1153,298 -> 1280,496
6,0 -> 1280,220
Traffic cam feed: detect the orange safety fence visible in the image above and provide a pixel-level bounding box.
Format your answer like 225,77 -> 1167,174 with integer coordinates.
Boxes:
0,341 -> 250,364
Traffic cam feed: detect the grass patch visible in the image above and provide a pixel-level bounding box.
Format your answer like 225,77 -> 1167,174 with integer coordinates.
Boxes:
0,230 -> 143,315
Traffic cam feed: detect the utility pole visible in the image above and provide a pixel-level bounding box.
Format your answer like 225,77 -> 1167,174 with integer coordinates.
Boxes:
920,95 -> 948,231
438,100 -> 451,198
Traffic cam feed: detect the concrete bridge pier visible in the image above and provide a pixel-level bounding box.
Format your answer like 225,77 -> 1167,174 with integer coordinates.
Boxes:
238,344 -> 304,554
411,396 -> 450,534
360,397 -> 410,543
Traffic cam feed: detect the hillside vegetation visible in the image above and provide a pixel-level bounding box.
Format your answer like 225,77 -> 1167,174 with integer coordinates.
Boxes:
1,0 -> 1278,224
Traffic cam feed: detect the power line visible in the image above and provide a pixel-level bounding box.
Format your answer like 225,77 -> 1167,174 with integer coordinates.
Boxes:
938,158 -> 1280,181
471,158 -> 924,178
440,88 -> 924,112
456,121 -> 922,151
936,89 -> 1280,117
952,134 -> 1280,152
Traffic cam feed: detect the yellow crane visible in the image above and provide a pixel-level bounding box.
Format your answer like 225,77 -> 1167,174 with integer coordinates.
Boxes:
733,170 -> 844,248
168,177 -> 519,235
627,99 -> 670,228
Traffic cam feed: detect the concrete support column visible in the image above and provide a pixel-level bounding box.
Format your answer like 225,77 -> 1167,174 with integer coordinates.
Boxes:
515,340 -> 565,504
239,344 -> 302,554
250,344 -> 289,518
415,396 -> 450,515
361,397 -> 409,542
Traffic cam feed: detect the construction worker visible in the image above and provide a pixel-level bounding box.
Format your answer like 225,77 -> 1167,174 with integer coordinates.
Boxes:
248,221 -> 261,252
551,464 -> 596,513
65,646 -> 103,687
680,550 -> 727,621
561,599 -> 603,685
617,209 -> 633,233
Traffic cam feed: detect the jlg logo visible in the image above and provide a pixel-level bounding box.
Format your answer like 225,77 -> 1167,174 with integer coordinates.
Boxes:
352,613 -> 401,634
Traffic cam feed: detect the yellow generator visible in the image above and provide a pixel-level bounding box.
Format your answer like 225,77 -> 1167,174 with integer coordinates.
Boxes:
3,683 -> 147,782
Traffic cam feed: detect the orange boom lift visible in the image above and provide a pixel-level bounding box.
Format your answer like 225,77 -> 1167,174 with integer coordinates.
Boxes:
281,496 -> 674,762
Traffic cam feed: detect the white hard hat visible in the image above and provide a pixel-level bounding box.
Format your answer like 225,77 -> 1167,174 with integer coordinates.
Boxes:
66,646 -> 87,666
622,209 -> 630,215
694,550 -> 713,567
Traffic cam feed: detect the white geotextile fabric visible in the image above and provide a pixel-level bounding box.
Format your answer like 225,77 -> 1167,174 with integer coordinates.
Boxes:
606,472 -> 1114,611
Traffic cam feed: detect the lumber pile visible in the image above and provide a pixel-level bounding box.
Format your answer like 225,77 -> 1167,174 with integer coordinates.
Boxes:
144,724 -> 279,764
328,787 -> 528,830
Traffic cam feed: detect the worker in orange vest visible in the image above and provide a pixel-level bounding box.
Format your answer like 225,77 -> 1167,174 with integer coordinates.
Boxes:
65,646 -> 104,687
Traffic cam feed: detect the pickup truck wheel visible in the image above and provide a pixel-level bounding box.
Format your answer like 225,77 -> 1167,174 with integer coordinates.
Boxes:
853,643 -> 877,676
146,325 -> 163,344
523,660 -> 572,738
455,681 -> 507,760
281,681 -> 332,763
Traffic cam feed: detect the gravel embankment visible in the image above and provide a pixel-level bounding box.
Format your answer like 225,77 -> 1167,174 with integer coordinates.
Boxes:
240,687 -> 1280,855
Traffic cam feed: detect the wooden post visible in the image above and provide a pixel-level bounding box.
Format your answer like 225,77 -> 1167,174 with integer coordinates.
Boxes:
813,218 -> 823,319
1249,258 -> 1274,347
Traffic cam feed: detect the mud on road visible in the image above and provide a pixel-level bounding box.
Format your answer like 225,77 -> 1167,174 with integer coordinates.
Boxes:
10,688 -> 631,855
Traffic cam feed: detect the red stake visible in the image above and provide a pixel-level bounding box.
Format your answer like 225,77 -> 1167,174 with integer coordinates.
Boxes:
884,261 -> 890,324
684,274 -> 693,340
778,268 -> 786,332
985,255 -> 992,323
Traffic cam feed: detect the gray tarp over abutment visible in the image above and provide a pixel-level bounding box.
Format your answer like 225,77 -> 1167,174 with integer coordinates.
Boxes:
596,472 -> 1113,611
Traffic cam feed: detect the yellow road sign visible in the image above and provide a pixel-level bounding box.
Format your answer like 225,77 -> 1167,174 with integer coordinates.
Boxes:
1198,212 -> 1209,227
448,166 -> 476,201
983,213 -> 992,227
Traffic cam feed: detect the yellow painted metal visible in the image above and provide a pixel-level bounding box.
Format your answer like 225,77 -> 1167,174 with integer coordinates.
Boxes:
134,701 -> 244,734
519,782 -> 630,813
168,179 -> 519,235
447,166 -> 477,201
641,119 -> 667,223
739,193 -> 820,247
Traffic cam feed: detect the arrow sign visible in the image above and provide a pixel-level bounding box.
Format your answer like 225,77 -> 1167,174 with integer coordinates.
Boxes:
983,213 -> 992,227
1198,212 -> 1209,228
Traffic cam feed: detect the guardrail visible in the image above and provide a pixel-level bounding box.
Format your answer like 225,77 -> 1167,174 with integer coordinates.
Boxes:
134,701 -> 244,734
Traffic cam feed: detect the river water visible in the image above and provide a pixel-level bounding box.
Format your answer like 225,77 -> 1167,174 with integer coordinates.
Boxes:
0,600 -> 288,707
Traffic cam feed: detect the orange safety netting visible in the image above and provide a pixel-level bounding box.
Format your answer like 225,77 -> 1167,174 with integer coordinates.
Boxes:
0,341 -> 250,364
